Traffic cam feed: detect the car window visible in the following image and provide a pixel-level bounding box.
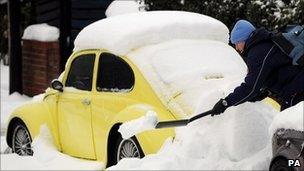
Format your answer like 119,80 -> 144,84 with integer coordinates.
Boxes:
97,53 -> 134,92
65,54 -> 95,91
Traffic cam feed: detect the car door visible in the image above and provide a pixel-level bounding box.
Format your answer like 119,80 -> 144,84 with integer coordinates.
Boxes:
91,52 -> 137,161
57,53 -> 96,159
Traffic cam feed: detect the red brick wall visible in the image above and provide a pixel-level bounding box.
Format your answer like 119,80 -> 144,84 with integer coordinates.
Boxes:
22,40 -> 60,96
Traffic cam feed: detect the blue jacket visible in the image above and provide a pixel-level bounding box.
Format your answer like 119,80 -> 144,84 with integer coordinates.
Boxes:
225,28 -> 304,110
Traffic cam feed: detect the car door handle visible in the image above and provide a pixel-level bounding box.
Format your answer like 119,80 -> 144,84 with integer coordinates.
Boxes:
82,99 -> 91,106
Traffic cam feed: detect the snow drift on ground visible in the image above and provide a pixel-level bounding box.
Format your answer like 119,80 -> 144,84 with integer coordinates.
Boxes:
105,0 -> 144,17
74,11 -> 229,55
22,23 -> 59,42
110,101 -> 279,170
1,126 -> 103,170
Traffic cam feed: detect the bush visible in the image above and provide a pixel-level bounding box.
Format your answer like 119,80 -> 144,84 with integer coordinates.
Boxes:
144,0 -> 304,31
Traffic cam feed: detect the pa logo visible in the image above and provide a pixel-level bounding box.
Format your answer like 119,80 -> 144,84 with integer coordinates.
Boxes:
288,159 -> 301,167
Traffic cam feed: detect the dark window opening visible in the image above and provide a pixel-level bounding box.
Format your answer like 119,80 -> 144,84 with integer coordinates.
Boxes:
65,54 -> 95,91
97,53 -> 135,92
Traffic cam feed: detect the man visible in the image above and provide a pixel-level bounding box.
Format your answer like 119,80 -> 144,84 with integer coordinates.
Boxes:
211,20 -> 304,115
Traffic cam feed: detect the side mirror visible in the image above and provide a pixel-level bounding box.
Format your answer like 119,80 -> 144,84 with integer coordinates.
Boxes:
51,79 -> 63,92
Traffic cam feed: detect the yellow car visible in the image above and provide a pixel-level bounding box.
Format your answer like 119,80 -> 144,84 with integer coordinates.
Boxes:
6,49 -> 179,167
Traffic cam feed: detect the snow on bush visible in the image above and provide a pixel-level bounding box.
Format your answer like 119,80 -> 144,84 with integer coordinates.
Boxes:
269,102 -> 304,134
1,126 -> 103,170
74,11 -> 229,55
105,0 -> 144,17
22,23 -> 59,42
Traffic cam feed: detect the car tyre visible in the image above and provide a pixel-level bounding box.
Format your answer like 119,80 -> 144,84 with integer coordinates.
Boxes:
12,122 -> 33,156
115,135 -> 144,164
270,158 -> 294,171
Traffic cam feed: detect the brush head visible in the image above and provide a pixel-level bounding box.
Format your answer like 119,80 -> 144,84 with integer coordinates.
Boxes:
118,111 -> 158,139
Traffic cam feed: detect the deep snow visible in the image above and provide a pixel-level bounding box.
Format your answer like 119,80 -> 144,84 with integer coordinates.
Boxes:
111,103 -> 303,170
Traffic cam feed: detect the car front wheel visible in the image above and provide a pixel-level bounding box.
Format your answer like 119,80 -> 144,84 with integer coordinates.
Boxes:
115,136 -> 144,164
12,123 -> 33,156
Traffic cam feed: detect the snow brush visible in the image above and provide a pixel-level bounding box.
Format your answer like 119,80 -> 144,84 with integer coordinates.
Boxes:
119,110 -> 213,139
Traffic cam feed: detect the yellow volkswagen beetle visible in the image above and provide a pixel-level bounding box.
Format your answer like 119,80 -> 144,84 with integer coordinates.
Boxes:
6,49 -> 178,167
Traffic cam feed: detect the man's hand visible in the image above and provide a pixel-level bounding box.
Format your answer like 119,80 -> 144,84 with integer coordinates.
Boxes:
211,99 -> 229,116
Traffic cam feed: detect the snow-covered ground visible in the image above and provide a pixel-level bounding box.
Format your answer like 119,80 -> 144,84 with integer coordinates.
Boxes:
110,102 -> 302,170
1,125 -> 103,170
110,102 -> 278,170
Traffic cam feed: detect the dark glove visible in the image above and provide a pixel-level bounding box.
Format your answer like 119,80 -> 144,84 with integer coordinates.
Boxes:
211,99 -> 229,116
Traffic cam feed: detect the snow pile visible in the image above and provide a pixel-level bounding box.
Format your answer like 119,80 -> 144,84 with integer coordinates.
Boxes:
1,126 -> 103,170
109,102 -> 278,170
74,11 -> 229,55
127,39 -> 247,116
269,102 -> 304,134
119,111 -> 158,139
105,0 -> 144,17
22,23 -> 59,42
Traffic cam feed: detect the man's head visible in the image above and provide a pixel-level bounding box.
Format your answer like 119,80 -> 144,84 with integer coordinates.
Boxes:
230,20 -> 256,54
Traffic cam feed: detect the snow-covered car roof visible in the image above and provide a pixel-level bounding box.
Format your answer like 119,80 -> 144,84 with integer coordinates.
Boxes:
74,11 -> 229,55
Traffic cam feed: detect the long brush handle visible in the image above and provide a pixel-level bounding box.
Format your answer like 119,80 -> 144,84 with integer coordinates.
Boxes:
155,119 -> 189,128
155,110 -> 213,129
189,110 -> 213,122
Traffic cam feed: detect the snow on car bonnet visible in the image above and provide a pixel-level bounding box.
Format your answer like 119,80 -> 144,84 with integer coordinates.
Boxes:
74,11 -> 229,55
